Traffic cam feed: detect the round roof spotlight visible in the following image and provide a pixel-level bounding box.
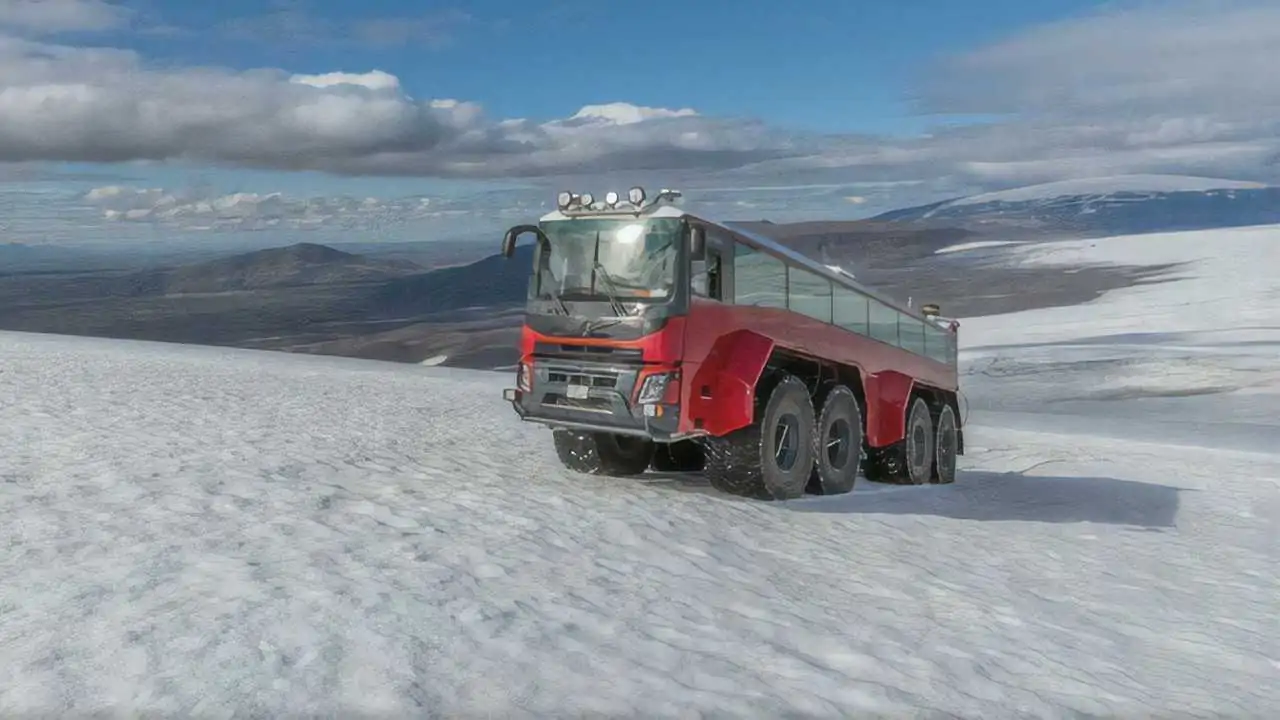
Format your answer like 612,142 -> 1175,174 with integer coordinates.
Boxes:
556,191 -> 573,210
628,186 -> 646,205
604,190 -> 619,206
580,192 -> 594,207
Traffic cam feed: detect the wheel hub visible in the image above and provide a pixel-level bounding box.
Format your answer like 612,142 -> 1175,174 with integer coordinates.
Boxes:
910,424 -> 928,467
774,413 -> 800,470
826,418 -> 852,469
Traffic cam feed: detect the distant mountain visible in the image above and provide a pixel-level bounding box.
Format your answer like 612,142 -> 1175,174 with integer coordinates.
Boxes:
0,242 -> 136,273
0,230 -> 1171,372
362,243 -> 533,318
871,175 -> 1280,236
731,220 -> 980,270
83,242 -> 425,297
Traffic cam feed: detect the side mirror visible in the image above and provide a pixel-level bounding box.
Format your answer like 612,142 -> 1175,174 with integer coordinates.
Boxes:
689,225 -> 706,261
501,224 -> 541,258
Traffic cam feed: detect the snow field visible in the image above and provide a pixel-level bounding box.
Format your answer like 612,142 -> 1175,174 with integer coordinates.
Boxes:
1,327 -> 1277,717
2,222 -> 1279,717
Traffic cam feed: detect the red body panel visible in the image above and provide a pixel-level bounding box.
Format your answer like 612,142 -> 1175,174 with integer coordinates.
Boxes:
684,329 -> 775,436
520,317 -> 686,364
679,299 -> 956,446
861,371 -> 917,448
520,297 -> 957,448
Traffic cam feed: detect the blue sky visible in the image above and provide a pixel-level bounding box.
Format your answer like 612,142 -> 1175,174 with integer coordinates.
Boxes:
124,0 -> 1096,134
1,0 -> 1279,249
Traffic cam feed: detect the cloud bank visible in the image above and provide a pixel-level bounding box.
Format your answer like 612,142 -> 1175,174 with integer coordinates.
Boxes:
81,184 -> 499,233
0,0 -> 128,34
909,0 -> 1280,186
1,0 -> 1279,197
75,180 -> 915,236
0,33 -> 793,179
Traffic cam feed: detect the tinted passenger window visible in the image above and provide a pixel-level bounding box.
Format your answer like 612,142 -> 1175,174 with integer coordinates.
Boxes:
733,243 -> 786,308
787,267 -> 831,322
868,300 -> 898,345
833,286 -> 868,334
899,315 -> 926,355
924,321 -> 953,363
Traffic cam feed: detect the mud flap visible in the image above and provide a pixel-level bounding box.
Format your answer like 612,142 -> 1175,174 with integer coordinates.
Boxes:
686,330 -> 775,436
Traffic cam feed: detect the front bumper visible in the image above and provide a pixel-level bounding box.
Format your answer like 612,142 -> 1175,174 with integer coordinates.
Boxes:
502,362 -> 681,439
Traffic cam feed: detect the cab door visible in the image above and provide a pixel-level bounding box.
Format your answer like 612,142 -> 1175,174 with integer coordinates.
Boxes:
691,226 -> 732,302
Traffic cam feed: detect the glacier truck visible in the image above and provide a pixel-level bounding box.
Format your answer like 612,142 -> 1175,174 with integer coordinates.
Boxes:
500,186 -> 962,500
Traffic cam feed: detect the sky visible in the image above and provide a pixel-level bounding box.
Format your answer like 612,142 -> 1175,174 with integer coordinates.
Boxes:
2,0 -> 1280,249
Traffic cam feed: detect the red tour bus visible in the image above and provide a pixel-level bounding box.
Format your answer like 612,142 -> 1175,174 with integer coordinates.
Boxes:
500,186 -> 962,501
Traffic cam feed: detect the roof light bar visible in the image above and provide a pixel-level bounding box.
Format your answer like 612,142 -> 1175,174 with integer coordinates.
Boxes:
552,185 -> 681,213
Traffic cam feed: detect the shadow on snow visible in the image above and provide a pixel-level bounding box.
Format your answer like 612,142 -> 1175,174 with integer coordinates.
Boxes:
781,470 -> 1184,528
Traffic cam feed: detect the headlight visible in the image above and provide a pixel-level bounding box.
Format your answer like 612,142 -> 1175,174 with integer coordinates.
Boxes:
636,373 -> 670,404
517,362 -> 531,392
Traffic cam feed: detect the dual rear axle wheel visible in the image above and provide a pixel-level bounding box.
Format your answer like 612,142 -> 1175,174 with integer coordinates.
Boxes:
551,371 -> 958,501
698,372 -> 958,500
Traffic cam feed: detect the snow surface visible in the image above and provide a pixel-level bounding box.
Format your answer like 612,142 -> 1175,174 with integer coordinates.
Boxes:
3,224 -> 1280,716
946,174 -> 1267,207
959,223 -> 1280,456
934,239 -> 1029,255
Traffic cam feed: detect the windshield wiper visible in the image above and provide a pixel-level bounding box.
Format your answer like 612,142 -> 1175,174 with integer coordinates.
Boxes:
580,316 -> 628,336
592,260 -> 628,317
590,231 -> 628,317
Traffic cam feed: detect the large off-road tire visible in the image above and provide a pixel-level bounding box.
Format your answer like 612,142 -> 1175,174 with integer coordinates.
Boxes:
863,395 -> 934,485
810,384 -> 863,495
702,373 -> 815,500
901,397 -> 935,485
651,439 -> 705,472
552,429 -> 654,476
932,404 -> 958,485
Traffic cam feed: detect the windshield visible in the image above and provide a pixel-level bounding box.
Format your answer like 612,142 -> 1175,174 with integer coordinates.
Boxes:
533,218 -> 681,302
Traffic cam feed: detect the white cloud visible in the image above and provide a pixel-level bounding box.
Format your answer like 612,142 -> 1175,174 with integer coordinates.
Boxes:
81,184 -> 489,232
78,179 -> 926,234
921,0 -> 1280,119
0,0 -> 127,34
0,32 -> 792,179
289,70 -> 401,92
4,0 -> 1280,202
903,0 -> 1280,186
570,103 -> 699,126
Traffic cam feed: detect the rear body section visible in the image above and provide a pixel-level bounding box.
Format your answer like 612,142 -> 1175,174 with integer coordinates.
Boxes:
678,298 -> 957,447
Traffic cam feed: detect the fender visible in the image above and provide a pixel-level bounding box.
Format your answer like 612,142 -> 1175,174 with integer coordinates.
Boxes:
863,371 -> 915,448
684,329 -> 775,436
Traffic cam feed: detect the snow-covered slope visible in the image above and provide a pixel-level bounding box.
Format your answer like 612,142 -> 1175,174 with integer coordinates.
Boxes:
873,174 -> 1280,237
2,225 -> 1279,716
959,223 -> 1280,452
946,174 -> 1265,207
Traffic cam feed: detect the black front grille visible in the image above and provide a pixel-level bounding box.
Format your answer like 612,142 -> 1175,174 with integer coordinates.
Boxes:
534,341 -> 644,363
545,394 -> 613,413
547,369 -> 618,388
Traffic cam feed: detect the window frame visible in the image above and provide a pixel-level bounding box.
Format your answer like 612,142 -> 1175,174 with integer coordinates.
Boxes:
705,225 -> 954,364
